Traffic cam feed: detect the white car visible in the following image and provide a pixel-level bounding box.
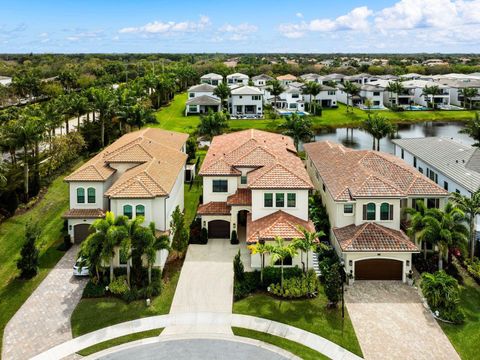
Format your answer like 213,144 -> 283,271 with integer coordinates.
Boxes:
73,257 -> 90,277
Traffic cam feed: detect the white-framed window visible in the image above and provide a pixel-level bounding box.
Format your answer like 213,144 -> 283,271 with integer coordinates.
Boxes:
252,95 -> 261,100
76,188 -> 85,203
344,204 -> 354,214
287,193 -> 296,208
212,180 -> 228,192
380,203 -> 393,221
264,193 -> 273,207
189,92 -> 195,98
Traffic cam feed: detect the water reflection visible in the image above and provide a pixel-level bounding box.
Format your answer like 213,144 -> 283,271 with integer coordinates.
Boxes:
313,122 -> 472,154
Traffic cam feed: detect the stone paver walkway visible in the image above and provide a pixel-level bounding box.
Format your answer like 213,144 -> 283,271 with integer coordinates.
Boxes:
2,245 -> 87,360
345,281 -> 459,360
32,313 -> 362,360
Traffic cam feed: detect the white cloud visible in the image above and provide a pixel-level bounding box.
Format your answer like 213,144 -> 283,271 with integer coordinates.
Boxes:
296,12 -> 303,18
218,23 -> 258,41
119,16 -> 211,35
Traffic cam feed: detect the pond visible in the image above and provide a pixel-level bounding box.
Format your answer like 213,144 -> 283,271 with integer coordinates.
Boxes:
313,122 -> 473,154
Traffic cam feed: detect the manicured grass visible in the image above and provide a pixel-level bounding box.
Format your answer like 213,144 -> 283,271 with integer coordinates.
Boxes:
233,291 -> 362,357
440,265 -> 480,360
153,93 -> 476,134
77,328 -> 163,356
232,327 -> 328,360
0,163 -> 82,355
71,259 -> 182,337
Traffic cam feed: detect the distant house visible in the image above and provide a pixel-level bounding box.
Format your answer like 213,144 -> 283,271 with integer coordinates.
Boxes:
310,85 -> 338,108
0,76 -> 12,86
337,84 -> 385,108
63,128 -> 188,269
185,83 -> 220,115
200,73 -> 223,86
226,73 -> 249,87
198,129 -> 314,269
266,85 -> 304,112
343,73 -> 372,85
276,74 -> 297,86
252,74 -> 274,87
300,73 -> 324,83
304,141 -> 448,282
229,85 -> 263,118
401,80 -> 451,107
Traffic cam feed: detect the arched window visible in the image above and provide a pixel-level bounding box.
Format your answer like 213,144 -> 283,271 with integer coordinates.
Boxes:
380,203 -> 393,221
123,205 -> 133,219
363,203 -> 376,221
77,188 -> 85,203
87,187 -> 96,203
136,205 -> 145,218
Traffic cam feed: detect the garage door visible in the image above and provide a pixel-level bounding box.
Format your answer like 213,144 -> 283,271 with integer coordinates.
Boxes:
74,224 -> 94,244
208,220 -> 230,239
355,259 -> 403,280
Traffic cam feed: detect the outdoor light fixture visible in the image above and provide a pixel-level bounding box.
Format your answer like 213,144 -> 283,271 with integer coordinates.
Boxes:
69,225 -> 72,230
406,260 -> 410,267
349,260 -> 352,267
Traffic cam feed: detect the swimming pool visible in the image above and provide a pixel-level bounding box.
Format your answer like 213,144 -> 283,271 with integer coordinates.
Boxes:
279,111 -> 307,116
405,105 -> 429,111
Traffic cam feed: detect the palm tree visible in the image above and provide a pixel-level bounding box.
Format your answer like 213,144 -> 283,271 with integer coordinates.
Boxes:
279,113 -> 314,150
302,81 -> 322,114
419,203 -> 469,269
450,191 -> 480,261
362,114 -> 396,151
142,222 -> 170,284
460,112 -> 480,147
459,88 -> 478,109
405,200 -> 429,259
421,270 -> 460,312
267,80 -> 285,109
69,93 -> 89,130
265,237 -> 298,290
248,241 -> 269,284
343,81 -> 360,113
120,215 -> 145,287
90,88 -> 117,147
293,227 -> 324,273
197,110 -> 229,140
213,82 -> 231,112
422,85 -> 441,110
385,80 -> 405,108
363,98 -> 373,113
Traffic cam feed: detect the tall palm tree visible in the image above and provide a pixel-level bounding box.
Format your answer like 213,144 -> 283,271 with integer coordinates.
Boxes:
141,222 -> 170,284
422,85 -> 441,109
405,199 -> 429,259
267,80 -> 285,109
279,113 -> 314,150
460,112 -> 480,147
90,88 -> 117,147
265,237 -> 298,290
197,110 -> 229,140
213,82 -> 231,112
293,227 -> 324,273
362,114 -> 396,151
343,81 -> 360,113
302,81 -> 322,114
419,203 -> 469,269
459,88 -> 478,109
450,191 -> 480,261
69,93 -> 89,130
385,80 -> 405,108
120,215 -> 145,287
248,241 -> 269,284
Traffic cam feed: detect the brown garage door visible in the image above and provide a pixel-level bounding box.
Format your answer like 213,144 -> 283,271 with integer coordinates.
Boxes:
74,224 -> 94,244
208,220 -> 230,239
355,259 -> 403,280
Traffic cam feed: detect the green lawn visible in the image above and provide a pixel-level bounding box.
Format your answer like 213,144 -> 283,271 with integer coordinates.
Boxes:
71,258 -> 182,337
153,93 -> 476,134
232,327 -> 328,360
0,163 -> 83,355
440,266 -> 480,360
77,328 -> 163,356
233,291 -> 362,357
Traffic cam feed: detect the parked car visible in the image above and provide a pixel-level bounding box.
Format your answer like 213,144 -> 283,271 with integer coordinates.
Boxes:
73,257 -> 90,276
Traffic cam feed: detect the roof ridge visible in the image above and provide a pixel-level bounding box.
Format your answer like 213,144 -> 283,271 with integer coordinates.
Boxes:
344,223 -> 369,250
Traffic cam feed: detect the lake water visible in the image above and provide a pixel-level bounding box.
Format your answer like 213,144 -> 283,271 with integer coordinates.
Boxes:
313,122 -> 473,154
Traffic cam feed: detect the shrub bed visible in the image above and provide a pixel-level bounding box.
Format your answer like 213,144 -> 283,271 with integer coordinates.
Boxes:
464,257 -> 480,285
268,270 -> 320,299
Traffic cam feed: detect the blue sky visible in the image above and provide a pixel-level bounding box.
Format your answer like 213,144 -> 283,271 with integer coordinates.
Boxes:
1,0 -> 480,53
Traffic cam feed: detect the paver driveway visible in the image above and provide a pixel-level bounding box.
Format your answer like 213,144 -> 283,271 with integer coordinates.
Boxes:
2,245 -> 87,360
345,281 -> 460,360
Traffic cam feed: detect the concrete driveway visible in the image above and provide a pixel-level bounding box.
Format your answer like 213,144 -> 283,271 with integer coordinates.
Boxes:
163,239 -> 251,335
2,245 -> 87,360
345,281 -> 460,360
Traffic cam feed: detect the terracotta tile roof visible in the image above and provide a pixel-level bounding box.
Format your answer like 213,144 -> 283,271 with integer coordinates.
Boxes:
333,223 -> 419,252
277,74 -> 297,81
65,128 -> 187,182
246,210 -> 315,244
227,189 -> 252,206
62,208 -> 105,219
197,202 -> 231,215
200,129 -> 312,190
303,141 -> 448,201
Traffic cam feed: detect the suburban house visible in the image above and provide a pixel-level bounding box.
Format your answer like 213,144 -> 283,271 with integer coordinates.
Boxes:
304,141 -> 449,282
185,83 -> 220,115
227,73 -> 249,87
197,129 -> 315,269
63,128 -> 188,268
393,137 -> 480,239
267,86 -> 305,112
312,85 -> 338,108
200,73 -> 223,86
300,73 -> 324,83
402,80 -> 451,107
337,84 -> 385,109
229,85 -> 263,118
252,74 -> 274,87
343,73 -> 372,85
434,78 -> 480,107
276,74 -> 297,86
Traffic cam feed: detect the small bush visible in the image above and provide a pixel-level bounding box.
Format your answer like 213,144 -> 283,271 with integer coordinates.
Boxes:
414,253 -> 439,274
122,288 -> 139,303
465,257 -> 480,282
234,271 -> 260,300
268,271 -> 320,299
200,227 -> 208,244
17,222 -> 40,279
108,276 -> 129,295
231,230 -> 238,245
83,280 -> 106,298
324,263 -> 342,307
234,250 -> 245,282
189,218 -> 202,244
261,266 -> 302,289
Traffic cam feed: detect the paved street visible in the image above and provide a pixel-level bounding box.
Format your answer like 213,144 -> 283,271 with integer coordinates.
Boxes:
345,281 -> 460,360
2,246 -> 87,360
